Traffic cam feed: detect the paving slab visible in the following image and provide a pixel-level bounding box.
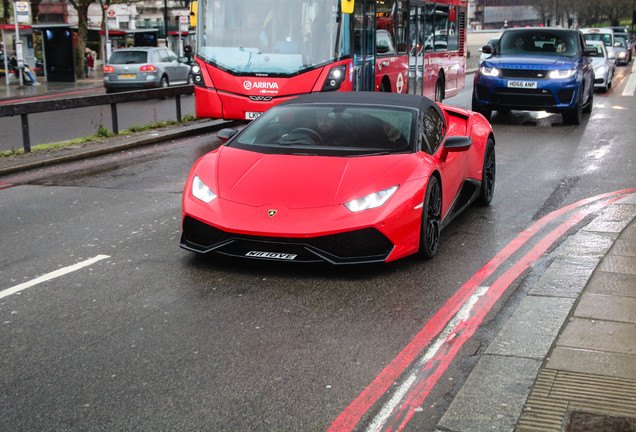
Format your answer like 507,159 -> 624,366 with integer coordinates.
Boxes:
574,292 -> 636,324
556,317 -> 636,354
586,271 -> 636,298
486,295 -> 575,359
546,346 -> 636,379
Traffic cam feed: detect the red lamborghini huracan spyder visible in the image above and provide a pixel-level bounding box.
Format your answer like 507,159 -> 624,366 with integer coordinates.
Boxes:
181,92 -> 495,264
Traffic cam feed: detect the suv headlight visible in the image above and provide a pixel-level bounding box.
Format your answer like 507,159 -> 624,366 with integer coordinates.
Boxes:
480,66 -> 500,77
549,69 -> 576,79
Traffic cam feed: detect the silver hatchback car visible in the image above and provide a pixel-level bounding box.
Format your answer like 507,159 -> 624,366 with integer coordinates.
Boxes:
103,47 -> 192,92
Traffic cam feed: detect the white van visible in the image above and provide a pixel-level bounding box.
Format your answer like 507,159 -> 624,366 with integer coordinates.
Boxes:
581,28 -> 616,61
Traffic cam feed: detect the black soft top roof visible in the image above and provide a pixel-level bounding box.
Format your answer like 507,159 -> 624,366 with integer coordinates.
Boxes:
280,92 -> 440,114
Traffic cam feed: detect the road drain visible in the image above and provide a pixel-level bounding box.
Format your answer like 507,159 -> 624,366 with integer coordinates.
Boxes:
567,411 -> 635,432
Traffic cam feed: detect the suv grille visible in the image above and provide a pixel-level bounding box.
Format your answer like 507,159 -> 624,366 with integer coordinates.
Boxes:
501,69 -> 549,79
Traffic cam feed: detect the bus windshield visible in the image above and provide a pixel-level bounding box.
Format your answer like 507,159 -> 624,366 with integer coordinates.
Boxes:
197,0 -> 349,75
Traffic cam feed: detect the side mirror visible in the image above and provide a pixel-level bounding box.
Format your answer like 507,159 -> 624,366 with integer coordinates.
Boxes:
583,47 -> 597,57
482,45 -> 492,54
377,42 -> 390,54
217,128 -> 239,143
444,136 -> 472,152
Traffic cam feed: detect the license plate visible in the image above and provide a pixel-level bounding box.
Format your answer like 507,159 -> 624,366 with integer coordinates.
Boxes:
246,251 -> 297,260
119,74 -> 136,79
508,80 -> 537,89
245,111 -> 262,120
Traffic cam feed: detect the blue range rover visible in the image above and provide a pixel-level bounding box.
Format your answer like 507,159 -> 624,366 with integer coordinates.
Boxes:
472,28 -> 596,125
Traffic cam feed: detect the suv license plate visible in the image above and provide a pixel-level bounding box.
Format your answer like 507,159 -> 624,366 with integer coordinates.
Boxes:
508,80 -> 537,89
119,74 -> 136,79
245,111 -> 262,120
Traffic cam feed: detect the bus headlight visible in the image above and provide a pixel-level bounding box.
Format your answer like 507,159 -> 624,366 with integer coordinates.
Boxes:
191,62 -> 205,87
322,65 -> 347,91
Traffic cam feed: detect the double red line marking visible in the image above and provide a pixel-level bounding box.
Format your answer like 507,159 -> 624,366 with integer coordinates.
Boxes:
329,188 -> 636,432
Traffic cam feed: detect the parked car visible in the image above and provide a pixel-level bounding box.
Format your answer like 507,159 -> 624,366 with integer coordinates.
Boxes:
478,36 -> 500,65
581,28 -> 617,62
103,47 -> 193,93
586,40 -> 614,93
181,92 -> 496,264
472,28 -> 595,125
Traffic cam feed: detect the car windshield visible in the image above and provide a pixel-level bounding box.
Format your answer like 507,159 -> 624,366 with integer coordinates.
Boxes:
197,0 -> 349,75
230,105 -> 416,156
615,38 -> 628,48
498,30 -> 578,57
588,44 -> 605,57
109,51 -> 148,64
584,33 -> 612,47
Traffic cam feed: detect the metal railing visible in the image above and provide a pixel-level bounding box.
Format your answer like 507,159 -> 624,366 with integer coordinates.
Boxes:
0,85 -> 194,153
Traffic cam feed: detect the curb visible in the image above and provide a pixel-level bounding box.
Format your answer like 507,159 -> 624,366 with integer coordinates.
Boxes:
0,119 -> 232,177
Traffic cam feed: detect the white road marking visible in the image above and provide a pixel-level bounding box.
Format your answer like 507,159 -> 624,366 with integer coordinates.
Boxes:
365,286 -> 489,432
0,255 -> 110,299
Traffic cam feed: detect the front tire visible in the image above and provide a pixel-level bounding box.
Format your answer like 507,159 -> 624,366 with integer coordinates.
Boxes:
435,75 -> 445,102
476,138 -> 496,206
419,176 -> 442,259
583,86 -> 593,114
471,95 -> 492,122
563,100 -> 582,125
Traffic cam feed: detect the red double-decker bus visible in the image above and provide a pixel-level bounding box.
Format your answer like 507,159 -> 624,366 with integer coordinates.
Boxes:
191,0 -> 467,120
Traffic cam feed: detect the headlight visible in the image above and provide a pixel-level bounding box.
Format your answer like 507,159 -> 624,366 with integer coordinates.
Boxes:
345,186 -> 399,212
480,66 -> 500,77
191,175 -> 217,203
618,52 -> 626,58
595,65 -> 606,75
549,69 -> 576,79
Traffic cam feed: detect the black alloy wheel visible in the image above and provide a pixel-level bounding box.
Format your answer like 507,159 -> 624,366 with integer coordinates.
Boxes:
583,86 -> 593,114
435,75 -> 445,102
419,176 -> 442,259
476,138 -> 496,206
563,91 -> 583,125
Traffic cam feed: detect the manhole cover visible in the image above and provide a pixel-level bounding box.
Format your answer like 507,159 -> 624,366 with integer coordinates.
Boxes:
567,412 -> 635,432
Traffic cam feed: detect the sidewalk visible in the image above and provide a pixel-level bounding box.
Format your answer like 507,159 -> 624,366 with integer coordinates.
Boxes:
437,194 -> 636,431
0,68 -> 104,102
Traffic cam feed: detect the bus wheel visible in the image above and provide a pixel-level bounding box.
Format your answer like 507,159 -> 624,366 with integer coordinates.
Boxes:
379,77 -> 390,92
435,75 -> 445,102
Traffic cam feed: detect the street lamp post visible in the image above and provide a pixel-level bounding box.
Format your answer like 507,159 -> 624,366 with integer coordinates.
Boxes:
13,0 -> 24,87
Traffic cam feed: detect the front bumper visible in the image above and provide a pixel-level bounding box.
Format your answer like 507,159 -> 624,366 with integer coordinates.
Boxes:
180,216 -> 394,264
473,72 -> 580,113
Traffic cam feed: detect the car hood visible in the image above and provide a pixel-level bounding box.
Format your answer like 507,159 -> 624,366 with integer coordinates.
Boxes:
204,147 -> 416,209
591,57 -> 608,68
485,55 -> 575,69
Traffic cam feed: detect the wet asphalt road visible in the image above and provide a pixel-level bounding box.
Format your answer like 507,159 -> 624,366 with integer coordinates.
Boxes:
0,66 -> 635,431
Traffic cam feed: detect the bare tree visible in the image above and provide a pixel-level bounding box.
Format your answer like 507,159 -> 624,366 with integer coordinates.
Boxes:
67,0 -> 94,79
2,0 -> 11,25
